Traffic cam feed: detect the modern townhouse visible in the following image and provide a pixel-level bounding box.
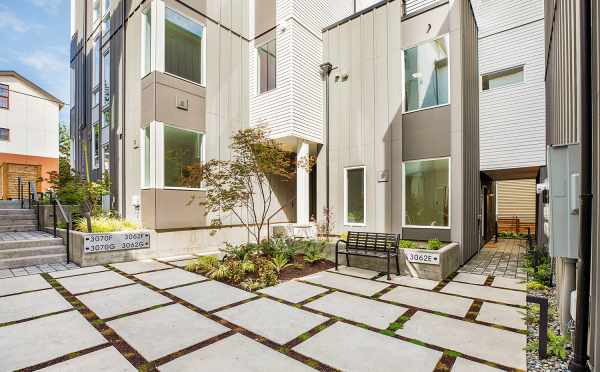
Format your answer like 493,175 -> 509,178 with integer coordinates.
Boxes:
0,71 -> 64,199
544,0 -> 599,371
318,0 -> 480,264
473,0 -> 546,244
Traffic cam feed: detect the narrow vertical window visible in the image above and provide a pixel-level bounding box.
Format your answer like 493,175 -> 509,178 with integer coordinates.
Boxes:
403,158 -> 450,227
165,8 -> 204,84
257,39 -> 276,93
102,0 -> 111,32
92,0 -> 100,23
144,126 -> 151,187
92,123 -> 101,170
0,84 -> 9,109
142,7 -> 153,77
92,35 -> 101,107
102,143 -> 110,174
70,65 -> 76,109
344,167 -> 366,225
404,35 -> 449,112
102,49 -> 110,106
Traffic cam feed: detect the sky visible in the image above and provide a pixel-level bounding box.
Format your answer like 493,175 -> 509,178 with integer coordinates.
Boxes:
0,0 -> 70,124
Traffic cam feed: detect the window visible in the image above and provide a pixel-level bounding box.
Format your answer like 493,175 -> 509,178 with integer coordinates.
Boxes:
92,35 -> 101,107
70,66 -> 76,109
92,123 -> 101,169
0,128 -> 9,141
102,49 -> 110,106
344,167 -> 366,225
0,84 -> 8,109
482,66 -> 524,91
404,35 -> 449,112
92,0 -> 100,23
403,158 -> 450,227
142,6 -> 152,77
165,8 -> 204,84
102,0 -> 111,32
143,126 -> 151,187
164,125 -> 203,188
257,39 -> 276,93
102,143 -> 110,174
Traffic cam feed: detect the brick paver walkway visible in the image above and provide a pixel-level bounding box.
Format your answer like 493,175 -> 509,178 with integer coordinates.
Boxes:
0,258 -> 527,371
459,239 -> 527,279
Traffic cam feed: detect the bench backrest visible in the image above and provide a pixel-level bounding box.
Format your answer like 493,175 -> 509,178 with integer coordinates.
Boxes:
346,231 -> 399,251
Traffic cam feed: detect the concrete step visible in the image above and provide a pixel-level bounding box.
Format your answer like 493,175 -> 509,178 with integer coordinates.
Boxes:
0,220 -> 36,226
0,225 -> 37,233
0,245 -> 66,260
0,209 -> 36,216
0,216 -> 37,224
0,237 -> 64,250
0,253 -> 67,269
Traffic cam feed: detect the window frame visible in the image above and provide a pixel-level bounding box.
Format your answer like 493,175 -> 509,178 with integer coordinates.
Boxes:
343,166 -> 367,227
402,156 -> 451,229
140,1 -> 207,87
140,121 -> 206,191
256,38 -> 277,94
401,34 -> 450,114
481,65 -> 525,92
0,84 -> 9,110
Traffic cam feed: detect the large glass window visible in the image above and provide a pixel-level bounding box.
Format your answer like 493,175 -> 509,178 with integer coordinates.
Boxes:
257,39 -> 276,93
164,126 -> 203,188
142,6 -> 152,77
482,66 -> 524,91
0,84 -> 8,109
404,158 -> 450,227
344,167 -> 365,225
404,35 -> 449,112
165,8 -> 204,84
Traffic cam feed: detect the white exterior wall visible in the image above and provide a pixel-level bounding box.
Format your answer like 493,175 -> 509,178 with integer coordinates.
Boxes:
476,0 -> 546,171
0,76 -> 60,158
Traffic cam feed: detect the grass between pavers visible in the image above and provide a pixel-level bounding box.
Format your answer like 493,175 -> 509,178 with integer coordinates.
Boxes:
387,308 -> 418,332
484,275 -> 495,286
465,300 -> 483,320
36,274 -> 149,370
108,265 -> 341,372
432,271 -> 459,292
433,352 -> 458,372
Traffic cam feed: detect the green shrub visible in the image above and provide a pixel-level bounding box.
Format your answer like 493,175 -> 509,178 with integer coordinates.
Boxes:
427,239 -> 442,250
268,254 -> 299,274
527,330 -> 569,360
399,240 -> 416,249
221,242 -> 259,261
186,255 -> 219,273
303,240 -> 327,263
527,281 -> 549,291
74,215 -> 139,233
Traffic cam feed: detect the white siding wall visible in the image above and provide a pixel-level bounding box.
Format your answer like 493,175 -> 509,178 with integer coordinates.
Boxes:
477,0 -> 546,171
0,76 -> 60,159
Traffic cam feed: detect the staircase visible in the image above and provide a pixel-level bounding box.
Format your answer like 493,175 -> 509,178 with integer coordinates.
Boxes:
0,206 -> 68,269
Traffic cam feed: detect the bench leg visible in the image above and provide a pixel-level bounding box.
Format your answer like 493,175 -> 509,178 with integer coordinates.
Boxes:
345,253 -> 351,267
395,254 -> 400,275
335,251 -> 339,271
386,253 -> 391,280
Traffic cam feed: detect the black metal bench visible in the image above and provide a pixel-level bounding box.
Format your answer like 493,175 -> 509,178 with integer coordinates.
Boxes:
335,231 -> 400,280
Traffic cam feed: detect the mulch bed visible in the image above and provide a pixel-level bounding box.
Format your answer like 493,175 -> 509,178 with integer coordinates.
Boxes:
278,255 -> 334,281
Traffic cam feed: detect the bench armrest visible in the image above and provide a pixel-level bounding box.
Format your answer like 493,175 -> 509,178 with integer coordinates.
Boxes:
335,239 -> 347,252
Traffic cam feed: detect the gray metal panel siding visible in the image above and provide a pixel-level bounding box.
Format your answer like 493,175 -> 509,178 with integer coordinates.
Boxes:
591,0 -> 600,368
402,106 -> 451,160
461,0 -> 480,261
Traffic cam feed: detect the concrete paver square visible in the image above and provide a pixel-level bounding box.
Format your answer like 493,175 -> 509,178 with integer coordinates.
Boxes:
216,298 -> 328,344
377,274 -> 440,290
57,270 -> 133,295
304,291 -> 408,329
107,304 -> 228,361
111,260 -> 171,274
441,281 -> 526,306
135,268 -> 205,289
0,274 -> 51,296
38,346 -> 136,372
169,259 -> 195,268
0,311 -> 107,371
293,321 -> 442,372
476,302 -> 526,330
49,266 -> 108,278
453,273 -> 488,285
158,255 -> 195,262
327,265 -> 379,279
167,280 -> 256,311
380,286 -> 473,317
451,358 -> 504,372
301,271 -> 389,296
397,311 -> 526,370
258,280 -> 329,303
77,284 -> 172,319
491,276 -> 526,291
158,333 -> 314,372
0,289 -> 72,324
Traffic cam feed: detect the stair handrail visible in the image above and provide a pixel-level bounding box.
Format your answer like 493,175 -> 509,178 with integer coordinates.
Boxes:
50,192 -> 71,264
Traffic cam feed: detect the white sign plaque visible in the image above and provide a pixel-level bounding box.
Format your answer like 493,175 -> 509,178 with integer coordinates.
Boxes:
84,232 -> 150,253
404,249 -> 440,265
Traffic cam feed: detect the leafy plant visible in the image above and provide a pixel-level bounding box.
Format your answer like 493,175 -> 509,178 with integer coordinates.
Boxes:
221,242 -> 259,261
241,257 -> 279,290
521,304 -> 557,325
303,240 -> 327,263
73,215 -> 139,233
186,255 -> 219,273
527,330 -> 569,360
427,239 -> 442,250
268,254 -> 298,274
399,240 -> 416,249
527,281 -> 549,291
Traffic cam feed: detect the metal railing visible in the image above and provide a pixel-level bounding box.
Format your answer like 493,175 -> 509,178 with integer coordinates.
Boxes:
50,192 -> 71,264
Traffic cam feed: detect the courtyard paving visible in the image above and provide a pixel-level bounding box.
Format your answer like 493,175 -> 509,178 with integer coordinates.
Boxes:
0,258 -> 528,371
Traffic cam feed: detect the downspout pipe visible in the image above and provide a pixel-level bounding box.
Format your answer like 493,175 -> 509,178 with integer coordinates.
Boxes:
319,62 -> 334,228
569,0 -> 593,371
